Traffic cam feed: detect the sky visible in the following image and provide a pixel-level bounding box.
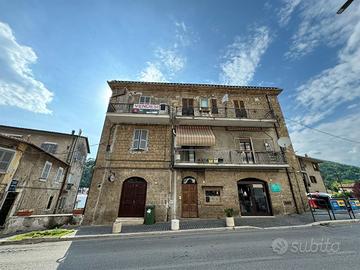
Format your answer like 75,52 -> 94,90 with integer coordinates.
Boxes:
0,0 -> 359,166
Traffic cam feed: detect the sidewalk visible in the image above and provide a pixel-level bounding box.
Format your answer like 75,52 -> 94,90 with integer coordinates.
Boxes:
76,212 -> 343,236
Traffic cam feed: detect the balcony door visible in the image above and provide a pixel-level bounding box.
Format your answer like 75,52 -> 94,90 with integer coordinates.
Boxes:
238,179 -> 271,216
234,100 -> 247,118
237,139 -> 255,164
182,98 -> 194,116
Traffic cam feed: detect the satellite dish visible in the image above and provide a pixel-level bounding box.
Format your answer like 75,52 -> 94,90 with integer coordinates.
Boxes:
277,137 -> 291,148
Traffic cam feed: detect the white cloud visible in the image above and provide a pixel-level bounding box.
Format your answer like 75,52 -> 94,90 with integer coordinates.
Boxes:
277,0 -> 301,26
293,2 -> 360,126
220,26 -> 271,85
155,48 -> 186,75
286,0 -> 360,59
290,111 -> 360,166
0,21 -> 53,114
138,21 -> 189,82
139,62 -> 167,82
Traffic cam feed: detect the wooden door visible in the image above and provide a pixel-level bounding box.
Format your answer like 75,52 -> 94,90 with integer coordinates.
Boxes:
182,98 -> 194,116
234,100 -> 247,118
182,184 -> 198,218
0,192 -> 17,226
118,178 -> 147,217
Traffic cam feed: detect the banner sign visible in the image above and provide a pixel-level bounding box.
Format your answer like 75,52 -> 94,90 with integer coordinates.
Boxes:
349,199 -> 360,210
270,183 -> 281,192
329,199 -> 347,211
132,104 -> 160,114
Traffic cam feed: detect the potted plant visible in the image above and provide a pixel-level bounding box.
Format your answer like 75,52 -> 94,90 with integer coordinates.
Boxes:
224,208 -> 235,227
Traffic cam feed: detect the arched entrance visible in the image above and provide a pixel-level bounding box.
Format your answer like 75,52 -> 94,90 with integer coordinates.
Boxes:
237,178 -> 272,216
181,176 -> 198,218
118,177 -> 147,217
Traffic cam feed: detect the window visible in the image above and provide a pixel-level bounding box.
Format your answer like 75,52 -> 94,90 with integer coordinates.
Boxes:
264,140 -> 273,152
46,196 -> 54,209
204,188 -> 221,204
0,147 -> 15,173
139,96 -> 151,104
54,167 -> 64,183
40,161 -> 52,180
312,162 -> 320,171
58,197 -> 66,209
310,176 -> 317,184
132,129 -> 149,151
41,142 -> 58,154
234,100 -> 247,118
200,98 -> 209,109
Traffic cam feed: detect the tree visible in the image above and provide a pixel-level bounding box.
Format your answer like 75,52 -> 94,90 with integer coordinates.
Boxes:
80,158 -> 95,188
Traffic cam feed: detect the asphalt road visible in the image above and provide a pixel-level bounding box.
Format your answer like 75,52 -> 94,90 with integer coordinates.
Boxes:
1,224 -> 360,270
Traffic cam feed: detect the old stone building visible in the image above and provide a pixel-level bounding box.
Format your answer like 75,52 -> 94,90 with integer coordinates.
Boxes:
0,134 -> 69,227
0,125 -> 90,214
297,155 -> 327,193
84,81 -> 308,225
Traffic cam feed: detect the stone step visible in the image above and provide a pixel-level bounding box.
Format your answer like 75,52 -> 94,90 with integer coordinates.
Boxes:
115,217 -> 144,225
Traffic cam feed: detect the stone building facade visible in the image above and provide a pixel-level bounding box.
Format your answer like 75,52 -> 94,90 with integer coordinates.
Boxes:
297,155 -> 327,193
0,125 -> 90,214
84,81 -> 308,225
0,135 -> 69,227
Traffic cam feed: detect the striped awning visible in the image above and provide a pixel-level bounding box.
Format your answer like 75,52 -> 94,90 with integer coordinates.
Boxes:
176,126 -> 216,147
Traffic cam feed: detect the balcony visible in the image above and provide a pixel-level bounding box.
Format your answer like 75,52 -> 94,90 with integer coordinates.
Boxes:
107,103 -> 171,124
174,106 -> 276,127
174,149 -> 288,169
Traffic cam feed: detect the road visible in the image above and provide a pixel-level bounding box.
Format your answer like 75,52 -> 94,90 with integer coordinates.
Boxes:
1,224 -> 360,270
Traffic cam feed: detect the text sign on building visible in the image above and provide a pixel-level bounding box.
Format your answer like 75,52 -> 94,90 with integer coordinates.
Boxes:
270,183 -> 281,192
132,104 -> 160,114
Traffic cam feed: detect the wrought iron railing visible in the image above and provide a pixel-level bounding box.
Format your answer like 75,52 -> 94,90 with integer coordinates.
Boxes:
175,106 -> 275,119
174,149 -> 286,165
107,103 -> 170,115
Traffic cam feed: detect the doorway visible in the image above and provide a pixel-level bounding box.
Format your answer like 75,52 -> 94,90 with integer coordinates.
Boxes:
237,179 -> 271,216
181,177 -> 198,218
0,192 -> 17,226
118,178 -> 147,217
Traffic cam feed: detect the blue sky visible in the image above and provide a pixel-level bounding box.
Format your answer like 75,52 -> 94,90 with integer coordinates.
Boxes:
0,0 -> 359,166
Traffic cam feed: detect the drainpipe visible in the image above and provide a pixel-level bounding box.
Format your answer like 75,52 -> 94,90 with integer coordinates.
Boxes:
265,94 -> 300,214
170,105 -> 177,220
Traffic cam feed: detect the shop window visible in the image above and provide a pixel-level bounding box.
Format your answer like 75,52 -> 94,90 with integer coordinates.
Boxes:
204,188 -> 221,204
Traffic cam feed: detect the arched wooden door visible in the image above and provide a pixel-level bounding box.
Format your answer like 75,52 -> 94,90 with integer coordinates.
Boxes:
118,177 -> 147,217
181,177 -> 198,218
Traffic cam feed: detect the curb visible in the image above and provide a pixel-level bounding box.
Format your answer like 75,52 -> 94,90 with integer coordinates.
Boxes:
1,219 -> 359,246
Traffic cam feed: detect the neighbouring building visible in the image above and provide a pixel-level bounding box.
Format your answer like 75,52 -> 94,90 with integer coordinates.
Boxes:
0,125 -> 90,214
297,155 -> 327,193
0,134 -> 69,227
84,81 -> 308,225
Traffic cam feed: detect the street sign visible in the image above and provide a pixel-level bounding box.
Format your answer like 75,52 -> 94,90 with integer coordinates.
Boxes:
349,199 -> 360,210
270,183 -> 282,192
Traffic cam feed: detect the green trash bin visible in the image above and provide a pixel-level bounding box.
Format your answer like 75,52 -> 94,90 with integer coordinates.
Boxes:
144,205 -> 155,225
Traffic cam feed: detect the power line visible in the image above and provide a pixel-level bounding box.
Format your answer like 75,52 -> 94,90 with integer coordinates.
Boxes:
286,117 -> 360,144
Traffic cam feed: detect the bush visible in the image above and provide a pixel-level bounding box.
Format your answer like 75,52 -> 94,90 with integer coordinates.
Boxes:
224,208 -> 234,217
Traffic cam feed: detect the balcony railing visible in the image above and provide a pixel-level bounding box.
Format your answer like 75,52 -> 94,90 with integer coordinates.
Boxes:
107,103 -> 170,115
175,106 -> 275,120
174,149 -> 287,166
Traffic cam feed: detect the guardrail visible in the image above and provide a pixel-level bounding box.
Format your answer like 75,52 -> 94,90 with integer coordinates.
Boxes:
174,149 -> 286,165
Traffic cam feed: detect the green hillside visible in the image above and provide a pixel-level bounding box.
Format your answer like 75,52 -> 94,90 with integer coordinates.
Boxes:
319,161 -> 360,186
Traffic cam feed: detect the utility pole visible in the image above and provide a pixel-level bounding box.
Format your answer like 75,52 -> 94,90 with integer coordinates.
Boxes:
335,172 -> 344,193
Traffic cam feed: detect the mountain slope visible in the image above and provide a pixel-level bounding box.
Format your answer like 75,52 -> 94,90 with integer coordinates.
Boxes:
319,161 -> 360,186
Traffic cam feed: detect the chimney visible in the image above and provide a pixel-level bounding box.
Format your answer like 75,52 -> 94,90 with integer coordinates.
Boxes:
305,153 -> 308,157
71,130 -> 75,135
